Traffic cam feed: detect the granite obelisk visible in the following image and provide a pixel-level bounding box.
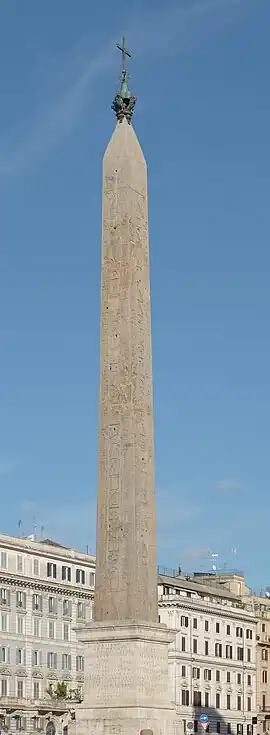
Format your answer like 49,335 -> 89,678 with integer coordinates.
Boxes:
74,38 -> 180,735
94,36 -> 157,625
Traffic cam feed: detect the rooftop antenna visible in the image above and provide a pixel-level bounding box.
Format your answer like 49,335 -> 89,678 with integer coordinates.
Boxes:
40,525 -> 44,540
33,515 -> 37,540
18,520 -> 22,537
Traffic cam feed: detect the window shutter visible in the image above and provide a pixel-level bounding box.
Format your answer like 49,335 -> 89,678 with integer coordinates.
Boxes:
7,590 -> 10,606
39,650 -> 42,667
47,652 -> 50,668
54,653 -> 57,669
82,657 -> 84,671
62,654 -> 65,670
68,654 -> 71,670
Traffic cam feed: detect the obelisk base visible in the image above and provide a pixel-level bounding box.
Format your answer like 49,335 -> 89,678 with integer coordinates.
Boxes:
73,621 -> 183,735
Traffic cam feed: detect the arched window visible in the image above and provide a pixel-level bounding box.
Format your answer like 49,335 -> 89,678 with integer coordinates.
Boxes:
46,722 -> 56,735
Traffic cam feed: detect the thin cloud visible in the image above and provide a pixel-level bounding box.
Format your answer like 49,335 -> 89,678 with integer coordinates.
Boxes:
216,479 -> 244,492
0,460 -> 16,476
0,0 -> 252,184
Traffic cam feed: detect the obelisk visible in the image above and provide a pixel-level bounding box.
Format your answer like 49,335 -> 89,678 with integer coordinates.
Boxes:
94,35 -> 157,625
74,38 -> 180,735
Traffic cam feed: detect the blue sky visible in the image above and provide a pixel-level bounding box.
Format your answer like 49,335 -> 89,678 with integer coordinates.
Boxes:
0,0 -> 269,592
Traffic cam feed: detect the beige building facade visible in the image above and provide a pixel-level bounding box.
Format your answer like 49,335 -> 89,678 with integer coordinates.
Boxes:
158,573 -> 257,735
0,533 -> 95,735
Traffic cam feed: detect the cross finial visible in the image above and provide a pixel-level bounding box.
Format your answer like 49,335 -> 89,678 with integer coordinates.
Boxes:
116,36 -> 131,74
112,35 -> 136,124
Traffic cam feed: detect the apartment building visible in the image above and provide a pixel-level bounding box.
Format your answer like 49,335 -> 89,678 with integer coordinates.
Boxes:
249,596 -> 270,735
0,533 -> 95,735
158,572 -> 257,735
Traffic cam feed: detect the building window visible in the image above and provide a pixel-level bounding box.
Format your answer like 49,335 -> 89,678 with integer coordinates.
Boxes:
63,623 -> 69,641
32,650 -> 41,666
17,616 -> 24,635
247,674 -> 252,686
0,588 -> 10,606
17,555 -> 23,572
193,639 -> 198,654
226,671 -> 231,683
192,667 -> 200,680
32,594 -> 42,612
205,620 -> 209,632
262,623 -> 266,633
216,670 -> 220,682
246,629 -> 253,640
182,689 -> 189,706
237,696 -> 242,711
33,681 -> 40,699
227,624 -> 231,635
247,648 -> 251,662
17,680 -> 24,699
217,723 -> 220,734
76,569 -> 85,584
0,647 -> 9,663
193,691 -> 201,707
1,613 -> 7,632
33,558 -> 39,575
62,654 -> 71,671
48,621 -> 55,639
227,724 -> 232,734
16,648 -> 25,665
47,652 -> 57,669
48,596 -> 57,614
237,726 -> 243,735
0,552 -> 7,569
76,655 -> 84,672
89,571 -> 95,586
182,666 -> 186,677
247,697 -> 251,712
236,627 -> 243,638
47,562 -> 57,579
33,618 -> 40,637
16,591 -> 26,609
181,616 -> 188,627
204,692 -> 209,708
194,722 -> 198,733
262,670 -> 268,684
204,669 -> 211,681
62,566 -> 71,582
205,641 -> 209,655
237,673 -> 241,685
227,695 -> 231,710
181,637 -> 186,652
226,644 -> 232,659
262,649 -> 268,661
262,694 -> 266,711
1,678 -> 7,696
63,599 -> 72,617
193,618 -> 198,629
216,622 -> 220,634
247,726 -> 252,735
77,601 -> 86,619
216,693 -> 220,709
215,643 -> 222,657
237,647 -> 244,661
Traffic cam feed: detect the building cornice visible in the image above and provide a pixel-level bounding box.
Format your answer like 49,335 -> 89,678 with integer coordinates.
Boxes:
0,573 -> 94,600
158,598 -> 258,624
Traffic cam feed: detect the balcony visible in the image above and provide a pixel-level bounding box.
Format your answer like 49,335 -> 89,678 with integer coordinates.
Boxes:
0,698 -> 75,714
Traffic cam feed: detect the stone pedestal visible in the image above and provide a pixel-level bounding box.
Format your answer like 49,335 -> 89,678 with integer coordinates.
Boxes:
74,621 -> 181,735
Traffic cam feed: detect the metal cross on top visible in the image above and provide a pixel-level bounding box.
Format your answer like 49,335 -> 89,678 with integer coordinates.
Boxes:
116,36 -> 131,74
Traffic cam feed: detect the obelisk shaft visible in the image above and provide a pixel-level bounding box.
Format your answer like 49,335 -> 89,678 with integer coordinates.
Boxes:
94,118 -> 158,623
